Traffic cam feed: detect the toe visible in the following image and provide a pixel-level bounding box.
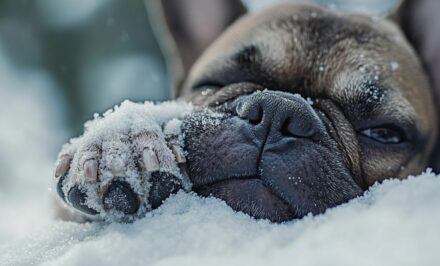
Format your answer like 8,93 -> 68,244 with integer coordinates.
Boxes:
67,186 -> 99,215
100,135 -> 133,180
103,181 -> 140,215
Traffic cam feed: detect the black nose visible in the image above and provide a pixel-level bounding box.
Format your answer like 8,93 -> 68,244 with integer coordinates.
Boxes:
236,91 -> 319,143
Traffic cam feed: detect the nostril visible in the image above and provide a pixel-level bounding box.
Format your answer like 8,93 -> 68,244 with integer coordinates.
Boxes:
236,91 -> 320,142
247,105 -> 263,125
236,101 -> 263,125
281,118 -> 297,137
282,118 -> 316,138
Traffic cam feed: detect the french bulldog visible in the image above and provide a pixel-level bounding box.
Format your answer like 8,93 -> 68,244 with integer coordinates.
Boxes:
53,0 -> 438,222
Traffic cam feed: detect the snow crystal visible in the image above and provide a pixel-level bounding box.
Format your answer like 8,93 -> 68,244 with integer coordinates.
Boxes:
290,93 -> 314,106
365,81 -> 385,103
184,108 -> 225,132
391,61 -> 399,71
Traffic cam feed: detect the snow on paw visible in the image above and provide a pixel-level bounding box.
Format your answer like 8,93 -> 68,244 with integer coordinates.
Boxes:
53,101 -> 193,222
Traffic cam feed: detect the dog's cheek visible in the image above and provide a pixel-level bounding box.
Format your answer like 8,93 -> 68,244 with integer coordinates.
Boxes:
259,141 -> 363,216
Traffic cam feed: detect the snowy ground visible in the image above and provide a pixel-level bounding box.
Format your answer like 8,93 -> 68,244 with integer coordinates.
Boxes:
2,173 -> 440,266
1,17 -> 440,266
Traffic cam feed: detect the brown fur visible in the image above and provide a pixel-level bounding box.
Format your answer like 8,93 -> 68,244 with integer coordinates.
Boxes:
175,2 -> 437,185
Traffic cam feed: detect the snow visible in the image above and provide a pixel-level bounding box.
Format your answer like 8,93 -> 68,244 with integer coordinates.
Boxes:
2,172 -> 440,266
1,35 -> 440,266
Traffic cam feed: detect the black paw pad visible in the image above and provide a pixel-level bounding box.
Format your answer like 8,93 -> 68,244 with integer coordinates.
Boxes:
148,172 -> 182,209
56,175 -> 67,202
103,181 -> 140,215
67,186 -> 99,215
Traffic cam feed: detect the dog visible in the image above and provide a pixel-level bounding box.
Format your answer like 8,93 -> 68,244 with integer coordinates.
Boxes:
53,0 -> 438,222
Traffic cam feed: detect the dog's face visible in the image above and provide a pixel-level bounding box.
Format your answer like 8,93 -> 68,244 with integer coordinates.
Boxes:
178,3 -> 437,222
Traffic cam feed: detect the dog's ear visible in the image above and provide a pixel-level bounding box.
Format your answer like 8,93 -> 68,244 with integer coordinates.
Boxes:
147,0 -> 246,97
384,0 -> 405,22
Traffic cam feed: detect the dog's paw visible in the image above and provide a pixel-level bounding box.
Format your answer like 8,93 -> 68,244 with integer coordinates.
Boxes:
53,102 -> 192,221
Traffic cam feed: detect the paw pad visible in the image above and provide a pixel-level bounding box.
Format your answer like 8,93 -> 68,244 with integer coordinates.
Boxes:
103,181 -> 140,215
148,172 -> 182,209
67,186 -> 99,215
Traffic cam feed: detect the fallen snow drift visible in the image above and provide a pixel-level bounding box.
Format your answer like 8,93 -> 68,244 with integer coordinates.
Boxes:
1,171 -> 440,266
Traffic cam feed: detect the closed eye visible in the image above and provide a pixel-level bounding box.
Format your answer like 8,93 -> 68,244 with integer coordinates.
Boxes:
359,125 -> 407,144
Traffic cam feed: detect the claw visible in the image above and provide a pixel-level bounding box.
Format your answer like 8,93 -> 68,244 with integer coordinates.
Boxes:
143,148 -> 160,172
55,156 -> 71,178
171,145 -> 186,164
84,159 -> 98,181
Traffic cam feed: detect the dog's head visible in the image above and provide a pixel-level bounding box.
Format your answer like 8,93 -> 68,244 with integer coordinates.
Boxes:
153,0 -> 437,222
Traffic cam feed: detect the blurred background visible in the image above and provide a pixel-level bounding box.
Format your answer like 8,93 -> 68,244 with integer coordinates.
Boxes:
0,0 -> 169,133
0,0 -> 401,243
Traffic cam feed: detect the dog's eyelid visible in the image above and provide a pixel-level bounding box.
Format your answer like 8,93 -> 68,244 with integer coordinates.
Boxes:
358,117 -> 416,135
357,120 -> 421,146
192,80 -> 223,90
358,126 -> 407,147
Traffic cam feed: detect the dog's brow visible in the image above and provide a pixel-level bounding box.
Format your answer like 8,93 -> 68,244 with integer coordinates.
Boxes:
334,80 -> 390,119
233,44 -> 260,65
308,16 -> 384,48
361,81 -> 387,104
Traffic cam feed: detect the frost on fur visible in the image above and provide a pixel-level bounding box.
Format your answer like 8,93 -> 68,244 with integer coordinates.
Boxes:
54,100 -> 194,221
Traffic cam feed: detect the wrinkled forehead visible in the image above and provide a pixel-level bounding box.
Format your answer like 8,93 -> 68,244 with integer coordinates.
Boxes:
191,3 -> 435,135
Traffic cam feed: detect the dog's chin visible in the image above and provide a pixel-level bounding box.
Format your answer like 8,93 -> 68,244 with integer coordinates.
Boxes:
194,178 -> 296,222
